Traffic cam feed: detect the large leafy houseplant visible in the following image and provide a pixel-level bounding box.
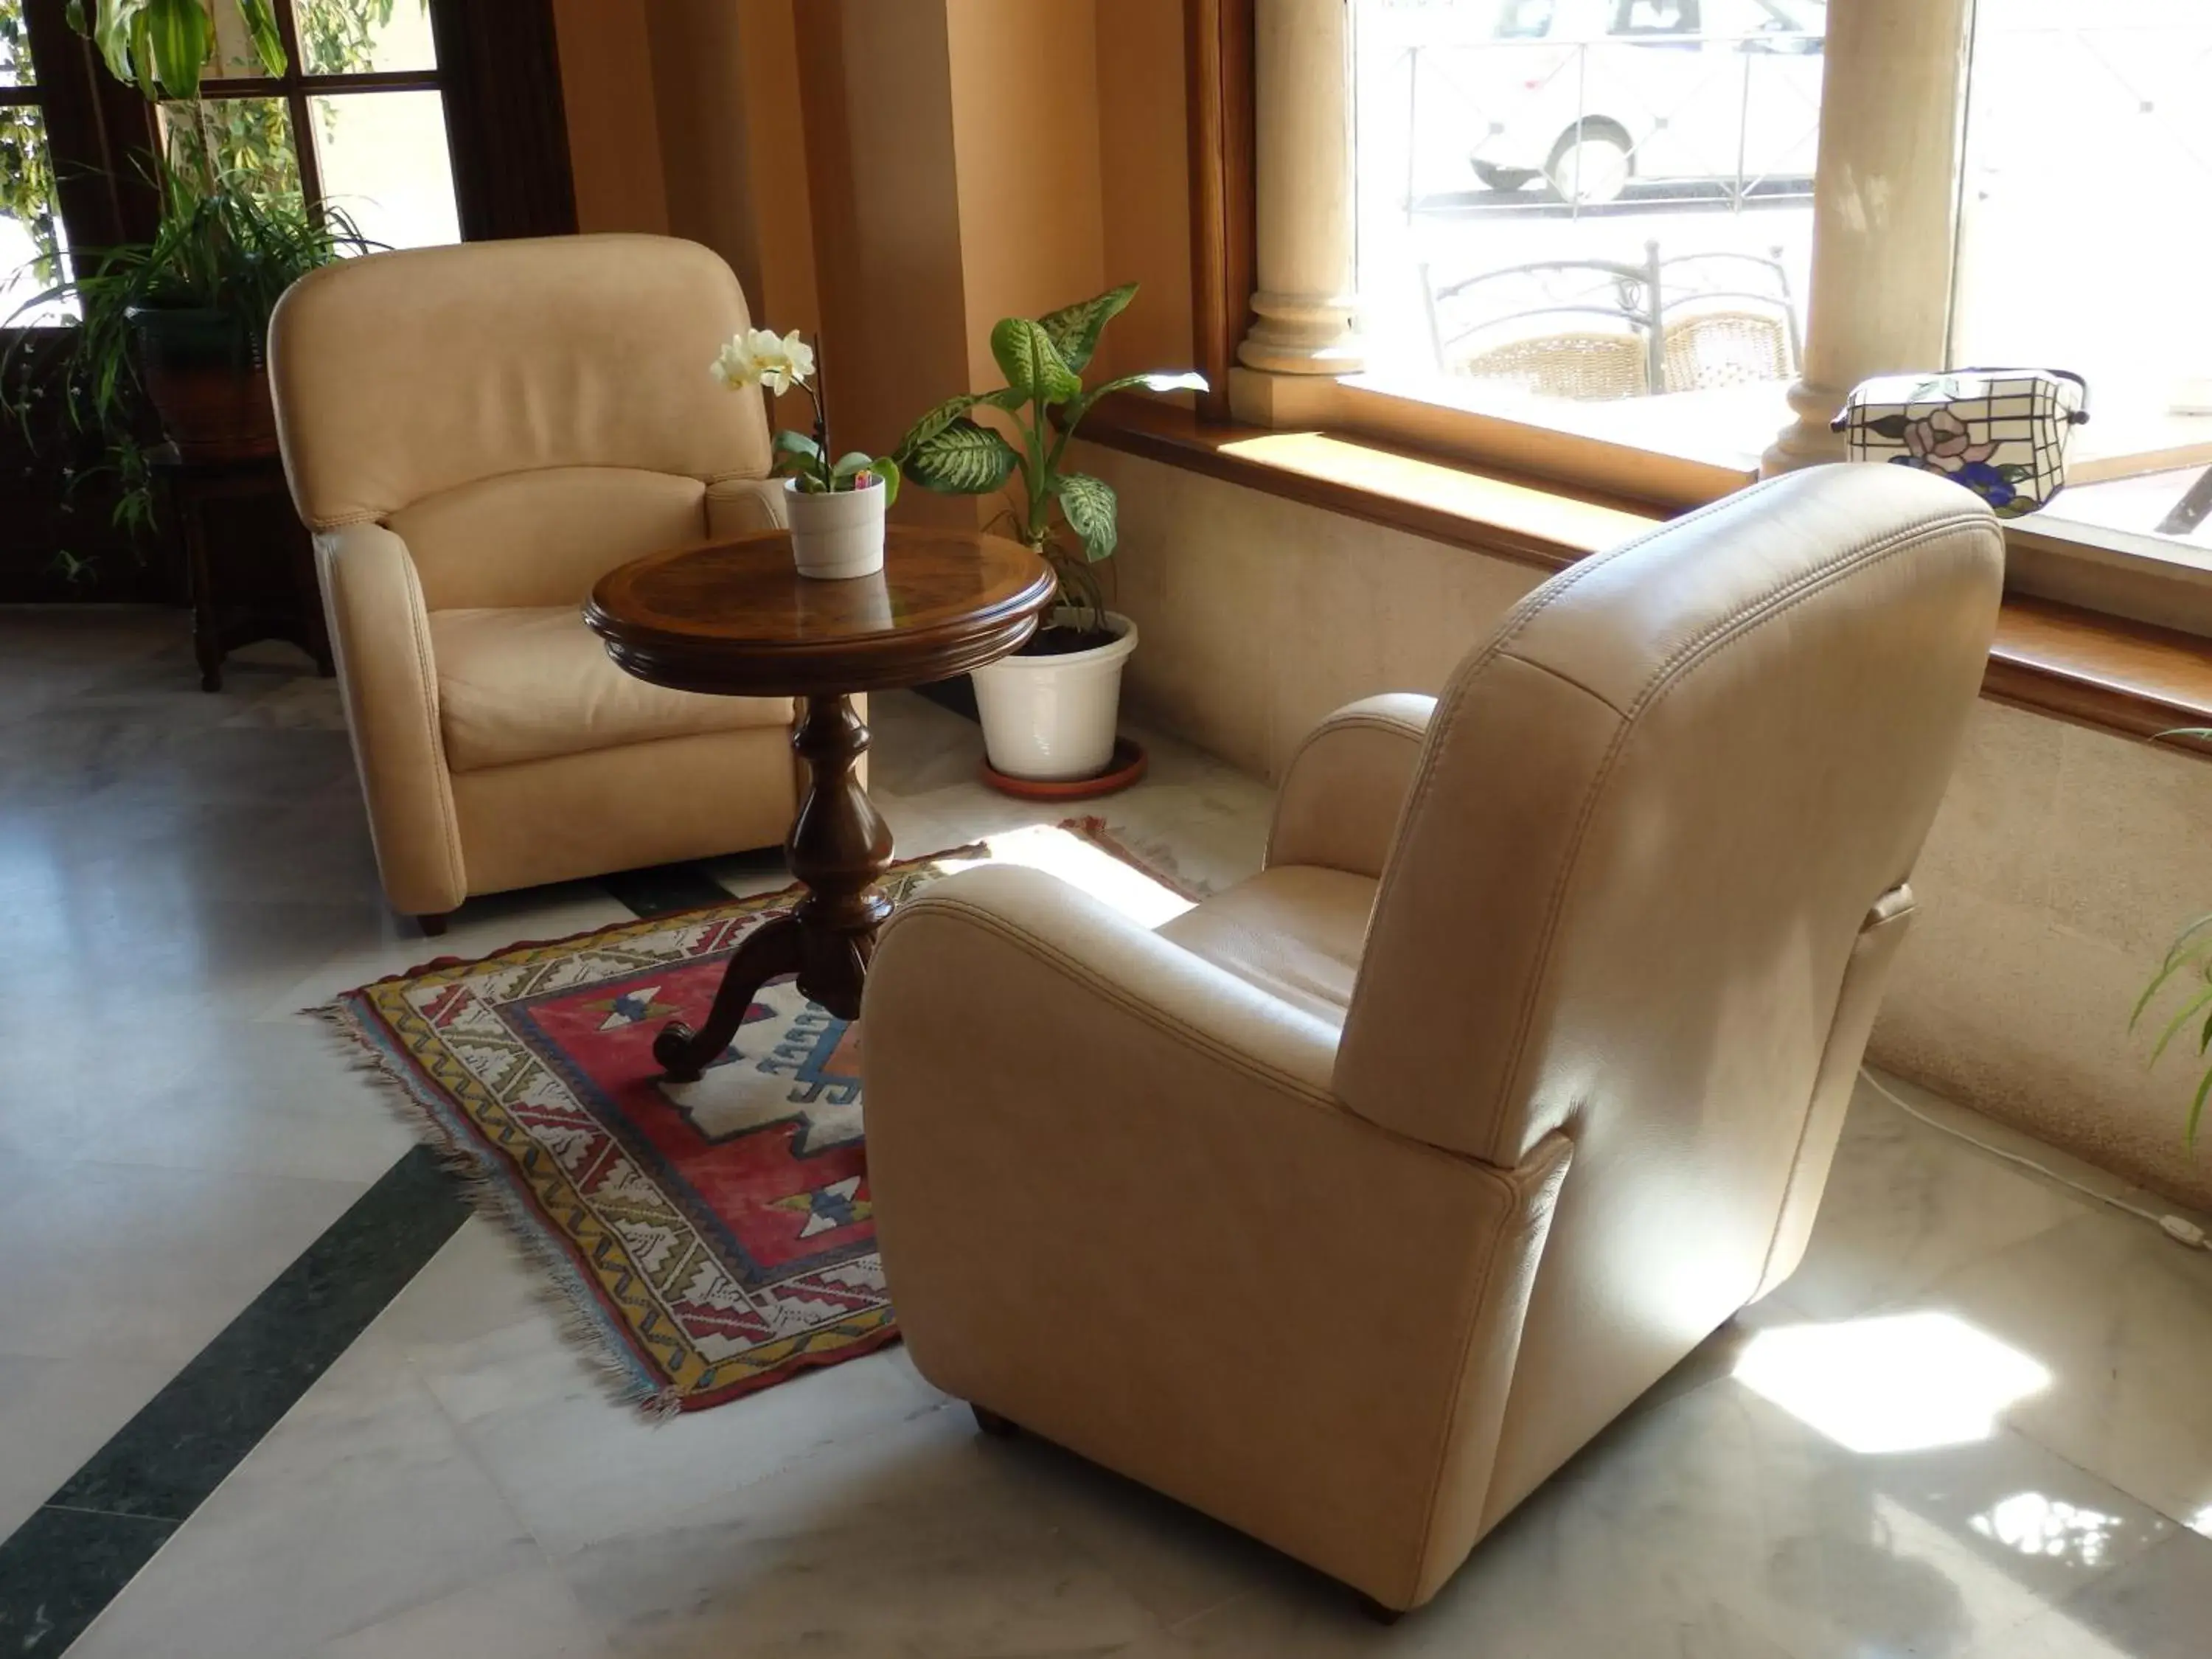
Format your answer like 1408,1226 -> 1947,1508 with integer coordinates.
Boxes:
5,1 -> 383,552
68,0 -> 287,99
893,282 -> 1203,636
8,162 -> 370,532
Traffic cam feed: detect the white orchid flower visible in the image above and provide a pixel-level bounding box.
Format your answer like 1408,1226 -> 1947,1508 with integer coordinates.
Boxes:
709,334 -> 762,390
773,330 -> 815,390
709,327 -> 816,395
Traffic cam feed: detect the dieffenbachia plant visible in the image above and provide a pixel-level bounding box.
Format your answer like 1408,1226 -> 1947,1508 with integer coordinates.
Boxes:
894,282 -> 1204,622
68,0 -> 288,100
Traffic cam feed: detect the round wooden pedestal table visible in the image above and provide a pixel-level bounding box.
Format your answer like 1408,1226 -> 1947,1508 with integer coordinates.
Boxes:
586,526 -> 1054,1081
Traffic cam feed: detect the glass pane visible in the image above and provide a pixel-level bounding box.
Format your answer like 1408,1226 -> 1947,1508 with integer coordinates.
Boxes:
1,0 -> 35,88
299,0 -> 438,76
202,0 -> 284,80
2045,467 -> 2212,554
162,97 -> 305,205
1351,0 -> 1826,472
310,90 -> 457,250
1952,1 -> 2212,552
0,104 -> 72,322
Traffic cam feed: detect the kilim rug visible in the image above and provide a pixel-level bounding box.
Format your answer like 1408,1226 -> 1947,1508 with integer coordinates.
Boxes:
319,818 -> 1200,1415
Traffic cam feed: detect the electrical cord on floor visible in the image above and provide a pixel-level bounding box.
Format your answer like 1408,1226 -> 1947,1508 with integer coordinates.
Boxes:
1857,1066 -> 2212,1255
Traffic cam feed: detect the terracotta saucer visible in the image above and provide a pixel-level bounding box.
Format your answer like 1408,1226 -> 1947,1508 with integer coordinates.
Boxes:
979,737 -> 1148,800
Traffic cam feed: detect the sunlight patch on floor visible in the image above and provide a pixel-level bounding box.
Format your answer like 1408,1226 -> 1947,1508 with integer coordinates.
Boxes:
1969,1492 -> 2127,1569
1733,1312 -> 2050,1455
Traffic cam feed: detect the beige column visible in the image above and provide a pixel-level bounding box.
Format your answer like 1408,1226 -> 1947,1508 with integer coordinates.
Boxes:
1237,0 -> 1363,380
1763,0 -> 1972,474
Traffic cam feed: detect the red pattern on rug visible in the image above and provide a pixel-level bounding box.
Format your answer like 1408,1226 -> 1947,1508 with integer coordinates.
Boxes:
321,818 -> 1194,1413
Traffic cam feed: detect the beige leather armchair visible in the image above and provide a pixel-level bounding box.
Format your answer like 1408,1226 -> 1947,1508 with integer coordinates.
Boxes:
268,234 -> 799,926
863,465 -> 2003,1615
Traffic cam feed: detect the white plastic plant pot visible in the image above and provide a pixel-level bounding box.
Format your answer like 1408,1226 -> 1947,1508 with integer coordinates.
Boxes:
972,608 -> 1139,782
784,475 -> 887,579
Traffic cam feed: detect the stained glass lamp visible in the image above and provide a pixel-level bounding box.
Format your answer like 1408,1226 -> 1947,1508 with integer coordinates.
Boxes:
1832,369 -> 2090,518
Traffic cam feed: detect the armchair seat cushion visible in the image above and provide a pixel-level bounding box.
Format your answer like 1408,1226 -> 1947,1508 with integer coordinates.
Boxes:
429,606 -> 793,773
1155,865 -> 1377,1026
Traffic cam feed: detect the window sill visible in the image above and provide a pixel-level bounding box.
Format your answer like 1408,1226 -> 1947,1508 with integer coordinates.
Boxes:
1077,396 -> 2212,759
1078,392 -> 1666,571
1338,369 -> 1775,498
1987,598 -> 2212,753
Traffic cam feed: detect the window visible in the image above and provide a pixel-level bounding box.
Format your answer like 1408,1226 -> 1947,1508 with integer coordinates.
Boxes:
1351,0 -> 1825,473
0,0 -> 69,320
172,0 -> 459,251
1950,0 -> 2212,556
0,0 -> 572,307
1613,1 -> 1700,38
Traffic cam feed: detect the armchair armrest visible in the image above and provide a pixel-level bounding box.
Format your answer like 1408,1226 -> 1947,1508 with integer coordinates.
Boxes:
1266,693 -> 1436,879
317,521 -> 465,915
706,476 -> 789,540
872,862 -> 1343,1102
862,862 -> 1572,1609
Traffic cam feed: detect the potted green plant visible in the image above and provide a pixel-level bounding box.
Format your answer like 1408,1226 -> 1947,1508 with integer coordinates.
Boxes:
710,326 -> 901,580
12,163 -> 369,470
893,282 -> 1203,782
2134,727 -> 2212,1148
50,0 -> 320,458
10,1 -> 375,474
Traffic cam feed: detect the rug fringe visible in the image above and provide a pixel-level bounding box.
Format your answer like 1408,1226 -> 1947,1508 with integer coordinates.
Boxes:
1064,815 -> 1215,902
308,1001 -> 680,1419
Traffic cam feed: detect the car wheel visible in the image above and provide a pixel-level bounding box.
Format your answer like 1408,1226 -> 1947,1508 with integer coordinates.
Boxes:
1472,161 -> 1537,192
1547,128 -> 1632,206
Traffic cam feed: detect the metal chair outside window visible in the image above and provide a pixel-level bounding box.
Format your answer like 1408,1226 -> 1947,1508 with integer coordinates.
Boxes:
1423,240 -> 1801,400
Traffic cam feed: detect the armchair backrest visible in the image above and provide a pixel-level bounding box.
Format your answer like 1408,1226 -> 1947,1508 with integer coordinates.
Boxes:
1333,462 -> 2001,1523
270,234 -> 773,608
1338,464 -> 2000,1164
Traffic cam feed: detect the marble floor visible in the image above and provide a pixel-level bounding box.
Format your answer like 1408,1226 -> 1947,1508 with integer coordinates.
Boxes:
4,608 -> 2211,1658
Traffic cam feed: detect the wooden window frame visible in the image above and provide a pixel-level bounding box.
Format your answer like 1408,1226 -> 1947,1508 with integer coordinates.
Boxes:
17,0 -> 160,249
178,0 -> 446,219
7,0 -> 574,258
1184,0 -> 1253,427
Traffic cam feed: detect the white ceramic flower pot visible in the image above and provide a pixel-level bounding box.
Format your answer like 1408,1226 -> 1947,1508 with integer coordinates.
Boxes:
973,608 -> 1139,782
785,476 -> 886,580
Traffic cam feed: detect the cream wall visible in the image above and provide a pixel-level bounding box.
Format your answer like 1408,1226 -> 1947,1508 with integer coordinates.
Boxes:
641,0 -> 822,342
554,0 -> 1193,448
1874,703 -> 2212,1211
945,1 -> 1108,394
550,0 -> 669,236
1083,444 -> 1546,777
1091,0 -> 1196,384
793,1 -> 970,466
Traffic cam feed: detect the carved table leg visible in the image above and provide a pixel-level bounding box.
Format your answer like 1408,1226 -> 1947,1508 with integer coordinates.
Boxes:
654,692 -> 892,1079
787,692 -> 894,1020
653,915 -> 803,1081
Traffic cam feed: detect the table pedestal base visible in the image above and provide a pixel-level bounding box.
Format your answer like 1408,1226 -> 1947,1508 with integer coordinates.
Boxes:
653,692 -> 893,1081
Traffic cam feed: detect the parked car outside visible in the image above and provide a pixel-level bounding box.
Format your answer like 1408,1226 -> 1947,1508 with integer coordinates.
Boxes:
1467,0 -> 1826,204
